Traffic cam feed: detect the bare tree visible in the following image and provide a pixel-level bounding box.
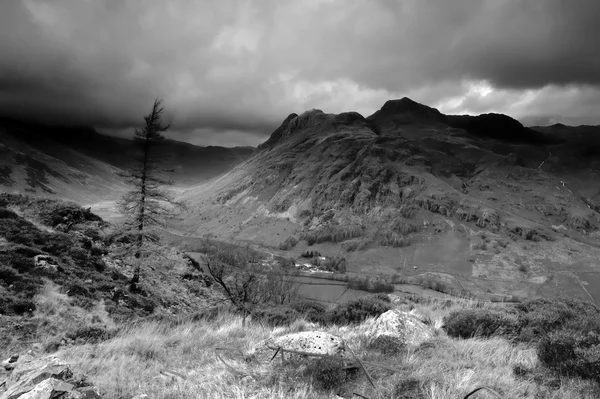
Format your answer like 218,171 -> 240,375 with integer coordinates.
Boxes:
202,237 -> 299,326
118,98 -> 183,290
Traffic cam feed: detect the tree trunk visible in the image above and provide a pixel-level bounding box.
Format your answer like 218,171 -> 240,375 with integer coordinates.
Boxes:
130,137 -> 150,291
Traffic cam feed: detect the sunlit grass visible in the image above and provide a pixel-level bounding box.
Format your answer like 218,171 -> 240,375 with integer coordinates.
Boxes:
53,297 -> 600,399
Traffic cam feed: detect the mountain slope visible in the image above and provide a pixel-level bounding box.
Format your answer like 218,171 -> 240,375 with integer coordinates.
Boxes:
180,99 -> 600,303
0,118 -> 254,206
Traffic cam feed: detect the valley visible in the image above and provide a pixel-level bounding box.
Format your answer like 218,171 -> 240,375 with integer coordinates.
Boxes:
2,99 -> 600,307
171,99 -> 600,305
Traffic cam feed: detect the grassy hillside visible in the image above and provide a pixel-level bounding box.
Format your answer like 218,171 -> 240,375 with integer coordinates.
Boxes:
2,194 -> 600,398
0,194 -> 215,357
51,295 -> 600,399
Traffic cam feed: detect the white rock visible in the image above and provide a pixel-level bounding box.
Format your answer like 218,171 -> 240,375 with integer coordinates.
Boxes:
363,309 -> 434,347
33,255 -> 58,274
251,331 -> 346,363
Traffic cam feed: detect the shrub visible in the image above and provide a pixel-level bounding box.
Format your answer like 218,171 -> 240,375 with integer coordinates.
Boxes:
391,219 -> 420,235
0,265 -> 21,285
379,230 -> 411,248
348,276 -> 394,293
66,282 -> 93,298
0,207 -> 19,219
37,201 -> 103,228
516,298 -> 600,341
0,297 -> 36,315
342,238 -> 372,252
368,293 -> 392,303
444,309 -> 521,339
304,357 -> 349,391
392,378 -> 426,399
65,326 -> 117,344
253,306 -> 300,327
278,236 -> 298,250
321,256 -> 347,273
368,334 -> 406,355
325,295 -> 392,325
291,300 -> 327,323
301,224 -> 364,245
182,252 -> 201,268
538,330 -> 600,382
189,306 -> 228,322
301,250 -> 321,258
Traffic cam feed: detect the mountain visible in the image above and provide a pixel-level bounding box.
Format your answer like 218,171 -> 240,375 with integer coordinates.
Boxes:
0,118 -> 254,209
179,98 -> 600,303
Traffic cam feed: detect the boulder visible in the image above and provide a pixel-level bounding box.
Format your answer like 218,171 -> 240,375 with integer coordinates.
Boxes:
362,309 -> 434,347
32,255 -> 58,274
251,331 -> 346,363
5,356 -> 71,389
12,378 -> 73,399
0,356 -> 100,399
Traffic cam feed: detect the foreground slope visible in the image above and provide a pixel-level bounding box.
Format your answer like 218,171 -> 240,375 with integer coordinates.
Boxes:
0,194 -> 214,357
180,98 -> 600,303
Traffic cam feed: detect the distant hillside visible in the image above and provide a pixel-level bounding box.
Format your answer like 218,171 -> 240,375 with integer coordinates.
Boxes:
178,98 -> 600,303
0,118 -> 254,204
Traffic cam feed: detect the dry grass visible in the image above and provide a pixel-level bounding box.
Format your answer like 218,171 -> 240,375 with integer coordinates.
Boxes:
51,298 -> 600,399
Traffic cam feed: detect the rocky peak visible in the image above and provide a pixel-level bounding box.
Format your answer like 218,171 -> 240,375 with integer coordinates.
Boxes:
367,97 -> 446,126
257,113 -> 299,151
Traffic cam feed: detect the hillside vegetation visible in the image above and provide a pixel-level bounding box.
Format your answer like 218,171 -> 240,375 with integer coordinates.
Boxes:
0,194 -> 214,356
2,194 -> 600,398
20,295 -> 600,399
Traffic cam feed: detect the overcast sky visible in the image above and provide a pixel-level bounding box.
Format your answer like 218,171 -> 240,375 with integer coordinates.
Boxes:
1,0 -> 599,147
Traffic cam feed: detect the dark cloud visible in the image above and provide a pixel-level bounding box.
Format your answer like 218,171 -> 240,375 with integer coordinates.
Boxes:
0,0 -> 598,146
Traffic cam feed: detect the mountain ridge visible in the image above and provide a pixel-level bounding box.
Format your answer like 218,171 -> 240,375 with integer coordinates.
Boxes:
0,117 -> 255,204
178,97 -> 600,303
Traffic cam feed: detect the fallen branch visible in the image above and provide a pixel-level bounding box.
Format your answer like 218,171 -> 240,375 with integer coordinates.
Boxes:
215,348 -> 254,378
263,344 -> 403,373
343,339 -> 376,390
464,386 -> 503,399
159,369 -> 187,380
537,152 -> 552,170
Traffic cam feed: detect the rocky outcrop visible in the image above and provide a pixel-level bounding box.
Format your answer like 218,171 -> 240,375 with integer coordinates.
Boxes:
33,255 -> 58,274
455,204 -> 500,230
0,355 -> 100,399
250,331 -> 346,363
567,213 -> 597,232
257,113 -> 299,151
362,309 -> 434,347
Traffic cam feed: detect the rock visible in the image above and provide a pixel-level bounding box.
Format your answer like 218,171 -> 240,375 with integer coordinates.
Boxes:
32,255 -> 58,274
2,356 -> 19,372
2,356 -> 72,399
251,331 -> 346,363
362,309 -> 434,347
13,378 -> 73,399
64,386 -> 102,399
1,356 -> 101,399
551,224 -> 567,232
5,356 -> 71,388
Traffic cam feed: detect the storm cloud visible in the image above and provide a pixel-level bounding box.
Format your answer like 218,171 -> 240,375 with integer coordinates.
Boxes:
0,0 -> 599,146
